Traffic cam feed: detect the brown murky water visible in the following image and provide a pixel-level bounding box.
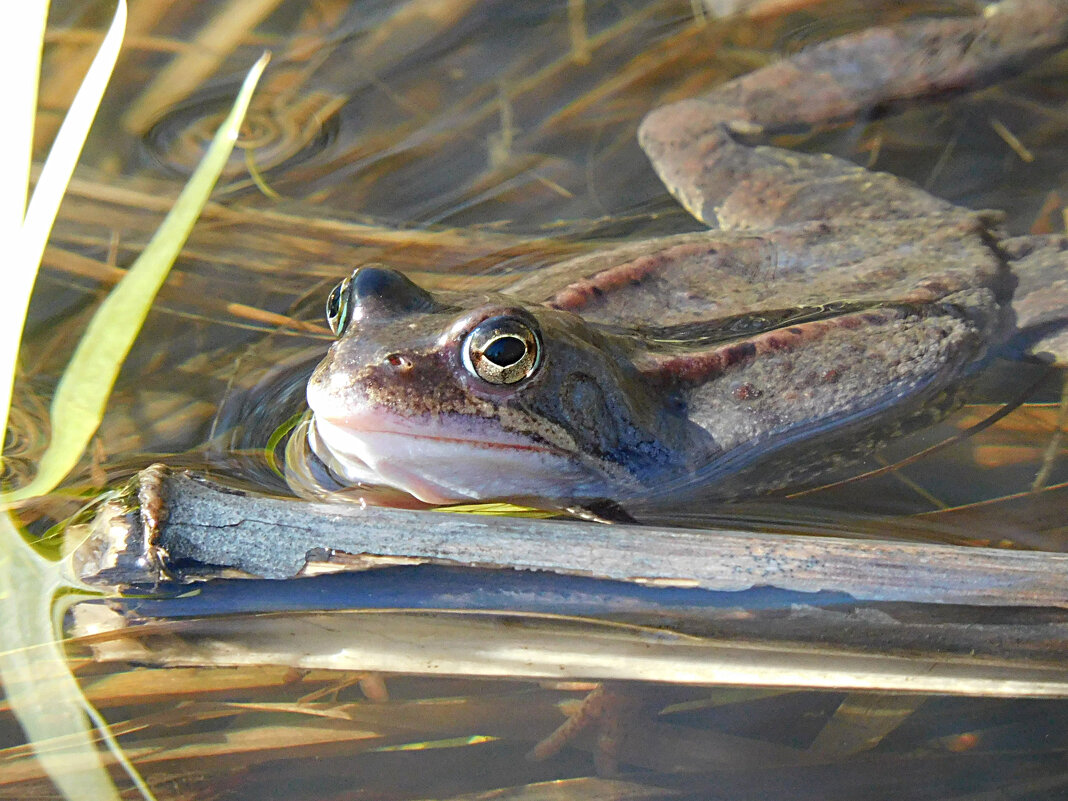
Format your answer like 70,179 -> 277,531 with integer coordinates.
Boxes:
3,0 -> 1067,798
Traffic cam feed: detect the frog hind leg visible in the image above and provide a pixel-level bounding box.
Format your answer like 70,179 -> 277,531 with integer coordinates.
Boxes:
1002,234 -> 1068,365
639,0 -> 1068,231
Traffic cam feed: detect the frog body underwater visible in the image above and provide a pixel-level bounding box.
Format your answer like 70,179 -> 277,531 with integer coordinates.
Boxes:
287,0 -> 1068,512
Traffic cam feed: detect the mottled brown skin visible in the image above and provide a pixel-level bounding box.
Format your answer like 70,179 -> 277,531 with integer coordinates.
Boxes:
293,0 -> 1068,513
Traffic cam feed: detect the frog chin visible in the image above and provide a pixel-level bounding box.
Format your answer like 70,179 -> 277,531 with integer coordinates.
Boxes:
308,412 -> 606,506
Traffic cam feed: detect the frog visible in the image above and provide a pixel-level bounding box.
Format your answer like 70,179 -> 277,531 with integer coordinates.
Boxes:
286,0 -> 1068,516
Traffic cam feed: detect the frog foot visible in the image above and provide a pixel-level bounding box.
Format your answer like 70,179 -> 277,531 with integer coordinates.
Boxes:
527,683 -> 643,776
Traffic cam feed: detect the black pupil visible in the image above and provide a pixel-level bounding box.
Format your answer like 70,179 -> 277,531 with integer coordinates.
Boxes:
483,336 -> 527,367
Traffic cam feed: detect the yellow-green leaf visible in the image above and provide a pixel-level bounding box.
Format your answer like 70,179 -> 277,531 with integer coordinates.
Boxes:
5,51 -> 271,503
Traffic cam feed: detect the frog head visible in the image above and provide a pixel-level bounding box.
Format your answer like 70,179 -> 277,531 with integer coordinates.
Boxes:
291,266 -> 702,507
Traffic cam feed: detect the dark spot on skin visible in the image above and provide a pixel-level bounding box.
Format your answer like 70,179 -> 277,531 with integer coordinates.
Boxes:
787,327 -> 804,336
721,342 -> 757,367
732,381 -> 763,400
591,286 -> 604,297
630,279 -> 642,287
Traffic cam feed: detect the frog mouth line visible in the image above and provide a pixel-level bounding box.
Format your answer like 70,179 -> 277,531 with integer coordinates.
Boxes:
315,414 -> 560,454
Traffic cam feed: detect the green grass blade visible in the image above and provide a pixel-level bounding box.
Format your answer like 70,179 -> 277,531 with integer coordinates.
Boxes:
0,1 -> 50,452
0,7 -> 268,800
5,51 -> 271,503
21,0 -> 126,274
0,4 -> 153,797
0,2 -> 47,231
0,525 -> 123,801
5,0 -> 125,451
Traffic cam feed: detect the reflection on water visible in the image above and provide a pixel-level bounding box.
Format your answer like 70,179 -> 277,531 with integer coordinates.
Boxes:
14,639 -> 1068,801
53,565 -> 1068,800
35,659 -> 1068,801
6,0 -> 1068,797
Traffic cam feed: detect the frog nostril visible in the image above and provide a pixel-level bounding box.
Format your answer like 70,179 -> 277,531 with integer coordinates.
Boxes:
384,353 -> 413,371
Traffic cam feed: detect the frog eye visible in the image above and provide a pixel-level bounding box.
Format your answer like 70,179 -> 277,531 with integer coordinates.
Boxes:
325,276 -> 353,336
462,316 -> 541,385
